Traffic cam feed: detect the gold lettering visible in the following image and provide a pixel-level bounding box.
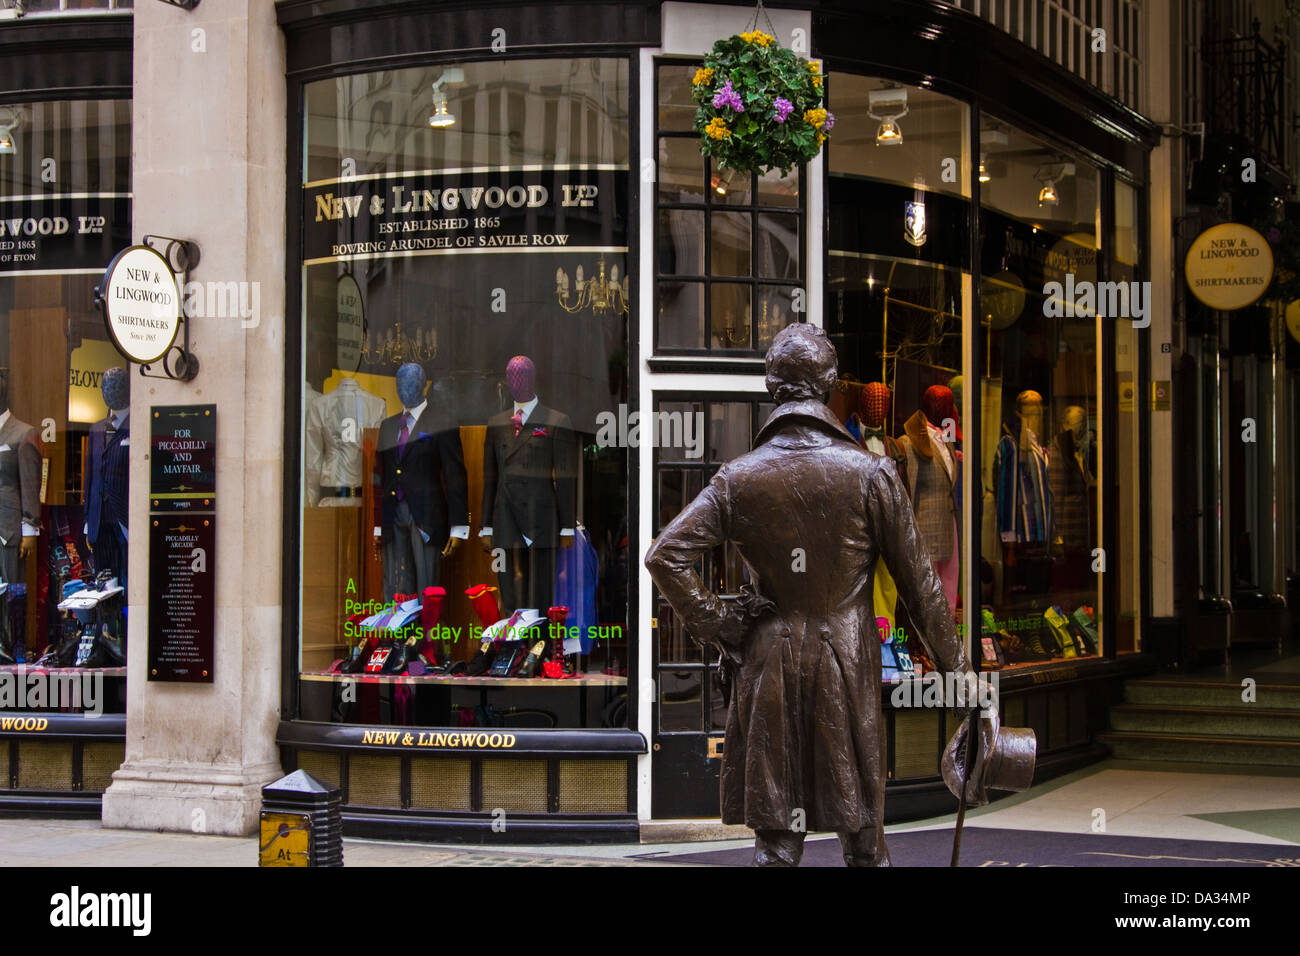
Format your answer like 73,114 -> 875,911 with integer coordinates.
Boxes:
503,734 -> 516,748
488,733 -> 502,748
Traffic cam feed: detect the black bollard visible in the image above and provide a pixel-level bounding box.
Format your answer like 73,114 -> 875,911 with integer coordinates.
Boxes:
259,769 -> 343,867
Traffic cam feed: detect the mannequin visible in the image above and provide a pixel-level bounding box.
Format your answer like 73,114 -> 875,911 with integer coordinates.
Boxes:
84,367 -> 130,587
898,385 -> 959,610
1049,405 -> 1092,592
0,368 -> 41,587
479,355 -> 577,613
373,363 -> 468,601
306,375 -> 386,507
994,389 -> 1052,545
856,382 -> 908,632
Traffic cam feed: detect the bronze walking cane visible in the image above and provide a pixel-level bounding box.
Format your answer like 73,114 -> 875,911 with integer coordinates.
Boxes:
950,707 -> 980,867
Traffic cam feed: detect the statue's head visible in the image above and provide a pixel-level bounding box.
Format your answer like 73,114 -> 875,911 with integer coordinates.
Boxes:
505,355 -> 537,403
764,323 -> 837,405
396,362 -> 427,409
101,367 -> 130,412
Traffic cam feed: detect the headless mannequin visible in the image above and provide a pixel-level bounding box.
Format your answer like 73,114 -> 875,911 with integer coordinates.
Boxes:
84,367 -> 131,587
898,385 -> 959,610
0,369 -> 41,582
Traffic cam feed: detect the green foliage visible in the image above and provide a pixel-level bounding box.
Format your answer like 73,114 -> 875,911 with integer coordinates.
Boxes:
690,32 -> 829,176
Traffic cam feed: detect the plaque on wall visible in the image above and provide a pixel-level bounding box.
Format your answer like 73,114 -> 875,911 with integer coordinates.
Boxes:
150,404 -> 216,510
147,513 -> 215,682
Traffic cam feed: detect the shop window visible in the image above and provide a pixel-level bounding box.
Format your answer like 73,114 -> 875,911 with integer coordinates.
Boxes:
654,63 -> 804,354
651,396 -> 773,733
978,123 -> 1103,668
296,58 -> 630,729
824,76 -> 972,678
0,98 -> 131,704
1113,178 -> 1143,652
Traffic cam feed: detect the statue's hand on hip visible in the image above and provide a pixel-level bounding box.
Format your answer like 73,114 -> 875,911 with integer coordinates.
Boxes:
18,535 -> 36,560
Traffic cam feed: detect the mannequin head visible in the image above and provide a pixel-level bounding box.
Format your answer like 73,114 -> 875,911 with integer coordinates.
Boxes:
947,375 -> 963,415
395,363 -> 427,409
764,323 -> 838,404
922,385 -> 957,428
101,367 -> 129,413
506,355 -> 537,404
1015,389 -> 1044,436
1062,405 -> 1087,442
861,382 -> 891,429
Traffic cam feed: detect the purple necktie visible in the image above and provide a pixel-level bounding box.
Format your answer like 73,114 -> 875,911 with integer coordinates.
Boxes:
397,413 -> 412,456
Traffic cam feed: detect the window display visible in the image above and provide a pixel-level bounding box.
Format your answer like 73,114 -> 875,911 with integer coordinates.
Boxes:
297,58 -> 630,729
0,97 -> 131,710
978,124 -> 1102,667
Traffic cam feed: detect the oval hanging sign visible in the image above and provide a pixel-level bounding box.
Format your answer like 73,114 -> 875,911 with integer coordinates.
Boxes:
99,244 -> 182,364
337,272 -> 365,372
1184,223 -> 1275,311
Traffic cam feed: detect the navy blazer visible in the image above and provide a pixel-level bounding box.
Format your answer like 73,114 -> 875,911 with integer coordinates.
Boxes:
373,405 -> 469,543
84,413 -> 129,542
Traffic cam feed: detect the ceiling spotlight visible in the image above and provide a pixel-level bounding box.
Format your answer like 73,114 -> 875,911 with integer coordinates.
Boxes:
1034,161 -> 1073,207
868,86 -> 908,147
1038,181 -> 1059,206
978,152 -> 991,183
0,127 -> 14,156
429,67 -> 464,129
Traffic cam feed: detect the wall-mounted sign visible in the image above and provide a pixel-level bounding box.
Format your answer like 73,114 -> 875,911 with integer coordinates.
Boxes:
1184,222 -> 1275,311
100,244 -> 182,363
337,273 -> 364,371
148,403 -> 216,683
150,404 -> 216,508
148,512 -> 215,683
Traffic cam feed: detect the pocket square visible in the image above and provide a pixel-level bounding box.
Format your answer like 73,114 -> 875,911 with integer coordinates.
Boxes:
532,427 -> 548,436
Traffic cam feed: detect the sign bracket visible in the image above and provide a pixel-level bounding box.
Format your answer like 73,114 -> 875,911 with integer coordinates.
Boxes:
138,234 -> 201,382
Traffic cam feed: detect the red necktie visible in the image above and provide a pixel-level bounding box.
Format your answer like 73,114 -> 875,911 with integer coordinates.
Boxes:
512,409 -> 523,437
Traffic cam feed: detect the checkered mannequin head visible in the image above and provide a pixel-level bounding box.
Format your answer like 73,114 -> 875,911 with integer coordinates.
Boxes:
101,366 -> 129,413
861,382 -> 891,428
506,355 -> 536,403
395,362 -> 427,409
922,385 -> 956,425
764,324 -> 838,405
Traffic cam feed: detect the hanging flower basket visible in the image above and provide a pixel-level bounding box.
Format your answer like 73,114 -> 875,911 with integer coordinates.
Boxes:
691,29 -> 832,177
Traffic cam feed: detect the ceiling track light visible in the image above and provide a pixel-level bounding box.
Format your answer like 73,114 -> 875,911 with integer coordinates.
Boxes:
0,107 -> 20,156
978,151 -> 990,183
1034,161 -> 1073,207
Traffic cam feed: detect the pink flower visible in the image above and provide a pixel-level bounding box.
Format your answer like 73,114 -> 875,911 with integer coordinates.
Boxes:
711,80 -> 745,112
773,97 -> 793,123
822,111 -> 836,131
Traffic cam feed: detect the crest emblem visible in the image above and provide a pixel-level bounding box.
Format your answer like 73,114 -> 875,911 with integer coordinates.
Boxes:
904,200 -> 927,247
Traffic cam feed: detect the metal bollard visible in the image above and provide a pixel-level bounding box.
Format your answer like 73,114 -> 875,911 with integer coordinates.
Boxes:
259,769 -> 344,867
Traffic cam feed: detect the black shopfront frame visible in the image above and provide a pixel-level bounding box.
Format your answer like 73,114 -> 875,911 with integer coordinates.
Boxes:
274,0 -> 1163,840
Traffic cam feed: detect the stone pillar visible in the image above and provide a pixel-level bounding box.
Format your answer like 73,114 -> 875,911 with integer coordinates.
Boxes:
102,0 -> 287,836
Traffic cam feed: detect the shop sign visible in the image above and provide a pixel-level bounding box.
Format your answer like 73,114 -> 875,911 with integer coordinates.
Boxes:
0,193 -> 129,275
1151,381 -> 1172,411
302,166 -> 627,265
1184,222 -> 1275,311
148,404 -> 217,684
903,200 -> 926,247
337,273 -> 364,371
100,244 -> 183,364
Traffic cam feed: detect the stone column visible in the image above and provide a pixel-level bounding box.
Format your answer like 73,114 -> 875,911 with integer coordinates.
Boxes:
101,0 -> 287,836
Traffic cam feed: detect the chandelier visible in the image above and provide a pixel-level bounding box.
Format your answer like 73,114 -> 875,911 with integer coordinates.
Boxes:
556,256 -> 629,316
361,322 -> 438,366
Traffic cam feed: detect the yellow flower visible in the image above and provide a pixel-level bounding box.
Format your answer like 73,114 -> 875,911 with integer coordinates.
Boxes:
815,131 -> 826,147
705,116 -> 732,140
692,66 -> 714,87
739,30 -> 775,46
803,108 -> 828,129
812,75 -> 823,89
808,60 -> 821,75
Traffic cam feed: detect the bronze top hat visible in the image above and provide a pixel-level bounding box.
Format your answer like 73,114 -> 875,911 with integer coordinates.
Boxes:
941,708 -> 1037,807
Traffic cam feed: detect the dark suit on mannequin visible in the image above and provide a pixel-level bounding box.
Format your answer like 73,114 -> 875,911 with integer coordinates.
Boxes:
84,410 -> 130,587
480,357 -> 577,613
374,365 -> 469,600
0,408 -> 42,586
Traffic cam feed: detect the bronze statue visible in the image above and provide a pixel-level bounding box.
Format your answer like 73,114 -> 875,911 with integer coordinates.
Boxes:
645,324 -> 1035,866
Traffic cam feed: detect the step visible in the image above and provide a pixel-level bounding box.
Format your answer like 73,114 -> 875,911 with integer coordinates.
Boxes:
1124,679 -> 1300,711
1109,704 -> 1300,740
1098,731 -> 1300,768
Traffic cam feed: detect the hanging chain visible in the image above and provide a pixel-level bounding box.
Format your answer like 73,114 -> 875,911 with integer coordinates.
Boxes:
746,0 -> 780,40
